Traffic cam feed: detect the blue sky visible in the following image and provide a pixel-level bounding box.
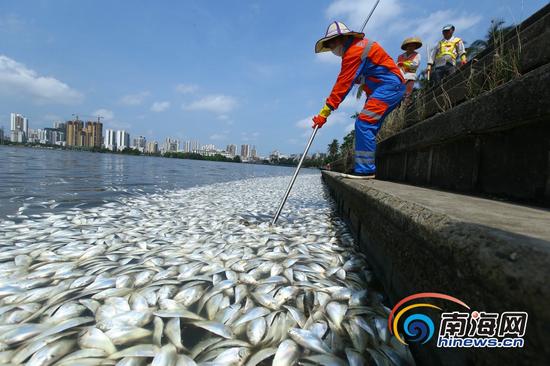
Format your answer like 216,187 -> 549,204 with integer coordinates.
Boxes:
0,0 -> 547,156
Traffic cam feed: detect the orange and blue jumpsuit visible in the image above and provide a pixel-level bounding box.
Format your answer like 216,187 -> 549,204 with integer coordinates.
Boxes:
325,37 -> 405,175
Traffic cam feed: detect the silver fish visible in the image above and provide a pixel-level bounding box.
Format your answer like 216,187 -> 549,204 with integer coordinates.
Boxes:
246,317 -> 266,346
288,328 -> 332,354
26,339 -> 76,366
272,339 -> 300,366
108,344 -> 159,359
105,327 -> 152,345
151,344 -> 178,366
78,327 -> 117,355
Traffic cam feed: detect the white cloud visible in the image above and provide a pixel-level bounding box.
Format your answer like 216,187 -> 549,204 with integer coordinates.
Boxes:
210,133 -> 227,141
296,116 -> 313,129
150,101 -> 170,112
0,55 -> 83,104
389,10 -> 482,50
175,83 -> 198,94
93,108 -> 114,121
217,114 -> 229,120
315,52 -> 341,65
329,111 -> 355,125
109,121 -> 132,130
325,0 -> 480,48
326,0 -> 402,36
119,91 -> 150,106
182,95 -> 238,114
296,110 -> 353,131
339,95 -> 364,111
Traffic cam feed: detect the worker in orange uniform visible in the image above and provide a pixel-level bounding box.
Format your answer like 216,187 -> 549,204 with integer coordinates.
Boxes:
427,24 -> 467,84
397,37 -> 422,105
312,21 -> 405,177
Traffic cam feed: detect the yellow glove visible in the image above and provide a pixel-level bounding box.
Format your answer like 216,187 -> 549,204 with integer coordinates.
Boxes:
403,60 -> 413,68
319,104 -> 332,118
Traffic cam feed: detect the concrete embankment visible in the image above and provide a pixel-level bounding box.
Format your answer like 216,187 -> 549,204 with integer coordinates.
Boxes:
322,171 -> 550,365
377,3 -> 550,207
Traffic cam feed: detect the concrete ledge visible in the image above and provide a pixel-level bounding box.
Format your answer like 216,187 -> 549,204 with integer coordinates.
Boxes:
322,171 -> 550,366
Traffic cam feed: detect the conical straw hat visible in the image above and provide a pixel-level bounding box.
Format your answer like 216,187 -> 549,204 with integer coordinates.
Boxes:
315,21 -> 364,53
401,37 -> 422,50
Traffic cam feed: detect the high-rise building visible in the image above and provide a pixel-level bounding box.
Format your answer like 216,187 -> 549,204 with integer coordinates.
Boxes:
183,140 -> 191,153
250,145 -> 257,160
84,121 -> 103,148
240,144 -> 250,159
27,129 -> 40,143
133,136 -> 146,152
146,141 -> 159,154
53,121 -> 66,131
10,113 -> 28,143
52,122 -> 66,144
66,120 -> 84,146
163,138 -> 179,153
116,130 -> 130,151
36,128 -> 60,145
191,140 -> 200,153
0,127 -> 4,142
226,144 -> 236,156
104,129 -> 116,150
202,144 -> 216,152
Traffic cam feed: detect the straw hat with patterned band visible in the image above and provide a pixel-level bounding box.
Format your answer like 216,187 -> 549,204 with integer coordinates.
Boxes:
315,21 -> 364,53
401,37 -> 423,51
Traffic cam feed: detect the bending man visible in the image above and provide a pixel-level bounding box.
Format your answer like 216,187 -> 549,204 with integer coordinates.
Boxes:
312,21 -> 405,177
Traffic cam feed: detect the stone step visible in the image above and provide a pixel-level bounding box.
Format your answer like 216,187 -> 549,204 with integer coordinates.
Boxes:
322,171 -> 550,366
377,61 -> 550,206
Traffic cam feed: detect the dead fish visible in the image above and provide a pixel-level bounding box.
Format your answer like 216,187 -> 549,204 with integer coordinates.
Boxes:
288,328 -> 332,354
246,317 -> 266,346
105,327 -> 152,345
273,339 -> 300,366
151,344 -> 178,366
108,344 -> 160,359
78,327 -> 117,355
26,339 -> 76,366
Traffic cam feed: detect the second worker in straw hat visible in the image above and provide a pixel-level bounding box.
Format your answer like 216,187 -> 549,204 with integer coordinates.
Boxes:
397,37 -> 422,105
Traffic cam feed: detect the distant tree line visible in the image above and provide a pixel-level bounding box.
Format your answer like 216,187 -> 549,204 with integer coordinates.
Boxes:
163,151 -> 241,163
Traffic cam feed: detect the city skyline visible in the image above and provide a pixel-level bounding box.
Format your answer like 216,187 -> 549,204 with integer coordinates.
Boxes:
1,1 -> 543,156
1,111 -> 268,159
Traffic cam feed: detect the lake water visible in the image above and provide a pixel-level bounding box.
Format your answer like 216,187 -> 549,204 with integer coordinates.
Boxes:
0,145 -> 316,219
0,145 -> 411,364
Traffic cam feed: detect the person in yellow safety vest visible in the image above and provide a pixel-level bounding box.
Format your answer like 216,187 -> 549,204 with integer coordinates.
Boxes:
397,37 -> 422,105
427,24 -> 467,84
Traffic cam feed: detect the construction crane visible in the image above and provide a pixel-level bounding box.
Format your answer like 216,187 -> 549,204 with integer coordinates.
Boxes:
70,114 -> 104,123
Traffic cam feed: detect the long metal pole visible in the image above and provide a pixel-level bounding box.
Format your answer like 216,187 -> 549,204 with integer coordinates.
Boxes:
271,126 -> 318,225
271,0 -> 381,225
359,0 -> 381,32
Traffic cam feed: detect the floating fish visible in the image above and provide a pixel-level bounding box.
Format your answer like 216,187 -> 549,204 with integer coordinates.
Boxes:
0,175 -> 413,365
